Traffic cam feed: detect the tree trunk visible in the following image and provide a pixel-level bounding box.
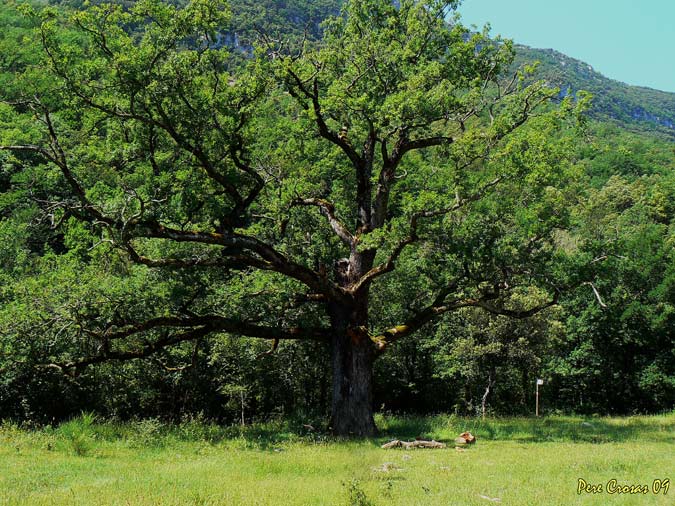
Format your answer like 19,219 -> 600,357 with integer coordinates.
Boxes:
240,390 -> 245,427
328,250 -> 377,437
481,368 -> 495,420
330,326 -> 376,436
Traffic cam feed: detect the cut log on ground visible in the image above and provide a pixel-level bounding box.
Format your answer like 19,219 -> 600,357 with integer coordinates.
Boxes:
381,439 -> 446,449
454,431 -> 477,445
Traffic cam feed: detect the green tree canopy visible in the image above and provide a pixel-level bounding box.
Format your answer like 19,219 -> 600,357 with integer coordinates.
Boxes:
1,0 -> 588,435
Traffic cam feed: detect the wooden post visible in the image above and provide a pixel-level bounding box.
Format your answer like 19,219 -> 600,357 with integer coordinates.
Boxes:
536,379 -> 543,417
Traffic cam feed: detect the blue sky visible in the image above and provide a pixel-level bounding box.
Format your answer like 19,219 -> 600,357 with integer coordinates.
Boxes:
457,0 -> 675,93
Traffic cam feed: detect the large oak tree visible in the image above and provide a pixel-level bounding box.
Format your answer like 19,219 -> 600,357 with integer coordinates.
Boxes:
1,0 -> 584,435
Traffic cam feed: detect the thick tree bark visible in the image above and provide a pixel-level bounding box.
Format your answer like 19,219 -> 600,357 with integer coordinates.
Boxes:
329,326 -> 376,436
328,250 -> 378,437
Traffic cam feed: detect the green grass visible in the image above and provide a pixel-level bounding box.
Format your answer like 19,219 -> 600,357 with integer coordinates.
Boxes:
1,413 -> 673,505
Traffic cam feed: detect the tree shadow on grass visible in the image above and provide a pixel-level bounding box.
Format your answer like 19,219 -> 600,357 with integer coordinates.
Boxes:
28,413 -> 675,450
374,414 -> 675,445
218,414 -> 675,447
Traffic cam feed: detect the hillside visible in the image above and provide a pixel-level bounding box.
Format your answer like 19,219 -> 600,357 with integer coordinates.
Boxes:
233,1 -> 675,137
515,45 -> 675,137
227,0 -> 675,136
224,0 -> 675,137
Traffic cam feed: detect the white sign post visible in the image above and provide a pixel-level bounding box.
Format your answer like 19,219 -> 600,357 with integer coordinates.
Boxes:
536,379 -> 544,417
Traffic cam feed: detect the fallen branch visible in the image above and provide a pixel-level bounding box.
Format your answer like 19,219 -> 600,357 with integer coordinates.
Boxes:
381,439 -> 446,449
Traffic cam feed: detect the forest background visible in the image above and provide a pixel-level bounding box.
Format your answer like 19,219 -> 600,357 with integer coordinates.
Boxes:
0,0 -> 674,429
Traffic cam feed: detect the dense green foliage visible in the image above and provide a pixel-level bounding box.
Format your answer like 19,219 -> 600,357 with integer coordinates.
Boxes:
48,1 -> 675,135
0,0 -> 673,428
48,0 -> 341,47
46,0 -> 675,138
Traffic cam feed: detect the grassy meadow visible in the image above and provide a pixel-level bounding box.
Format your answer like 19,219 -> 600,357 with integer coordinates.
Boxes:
0,413 -> 673,506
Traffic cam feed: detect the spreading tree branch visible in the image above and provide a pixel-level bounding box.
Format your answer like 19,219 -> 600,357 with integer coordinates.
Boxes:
352,176 -> 502,293
47,314 -> 330,374
291,197 -> 355,246
372,288 -> 559,353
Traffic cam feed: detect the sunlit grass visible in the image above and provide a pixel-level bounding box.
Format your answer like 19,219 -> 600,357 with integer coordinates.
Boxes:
0,413 -> 673,505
